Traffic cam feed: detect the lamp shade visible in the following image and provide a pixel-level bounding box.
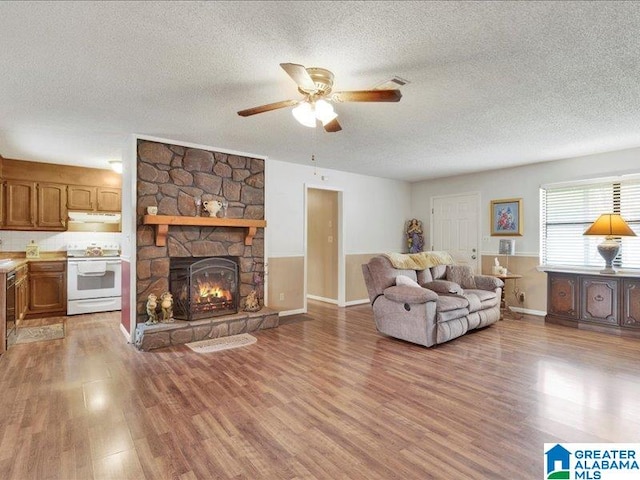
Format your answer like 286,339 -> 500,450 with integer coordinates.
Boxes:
292,102 -> 316,128
583,214 -> 636,237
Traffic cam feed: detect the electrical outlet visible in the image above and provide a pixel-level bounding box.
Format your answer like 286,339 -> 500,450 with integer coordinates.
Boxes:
279,293 -> 285,301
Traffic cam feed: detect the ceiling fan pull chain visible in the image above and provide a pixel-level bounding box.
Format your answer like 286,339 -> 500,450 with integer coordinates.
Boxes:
312,126 -> 318,176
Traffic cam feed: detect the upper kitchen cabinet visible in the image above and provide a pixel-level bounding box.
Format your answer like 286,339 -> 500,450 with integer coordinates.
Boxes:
3,180 -> 36,229
37,183 -> 67,230
67,185 -> 96,211
68,186 -> 121,212
2,181 -> 67,231
0,157 -> 122,230
97,187 -> 121,212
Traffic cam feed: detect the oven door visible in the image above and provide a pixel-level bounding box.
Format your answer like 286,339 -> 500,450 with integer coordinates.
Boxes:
67,258 -> 122,300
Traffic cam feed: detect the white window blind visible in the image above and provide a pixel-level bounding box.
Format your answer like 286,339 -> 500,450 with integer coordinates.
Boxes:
541,178 -> 640,269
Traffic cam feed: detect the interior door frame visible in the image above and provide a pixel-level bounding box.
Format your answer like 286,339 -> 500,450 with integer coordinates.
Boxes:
429,191 -> 481,272
304,184 -> 345,311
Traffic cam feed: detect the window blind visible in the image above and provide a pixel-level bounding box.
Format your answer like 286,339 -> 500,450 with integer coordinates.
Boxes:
541,178 -> 640,269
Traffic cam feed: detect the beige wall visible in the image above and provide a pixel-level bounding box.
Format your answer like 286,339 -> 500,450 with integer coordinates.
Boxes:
481,254 -> 546,314
267,256 -> 305,312
307,189 -> 338,300
346,253 -> 380,303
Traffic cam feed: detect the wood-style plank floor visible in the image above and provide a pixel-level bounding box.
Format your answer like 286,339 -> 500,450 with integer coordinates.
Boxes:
1,301 -> 640,479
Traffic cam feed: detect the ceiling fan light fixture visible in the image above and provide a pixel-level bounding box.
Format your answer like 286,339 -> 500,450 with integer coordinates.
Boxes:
292,102 -> 316,128
314,99 -> 337,125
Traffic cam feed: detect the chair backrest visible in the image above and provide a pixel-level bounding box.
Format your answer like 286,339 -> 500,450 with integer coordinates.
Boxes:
362,256 -> 433,302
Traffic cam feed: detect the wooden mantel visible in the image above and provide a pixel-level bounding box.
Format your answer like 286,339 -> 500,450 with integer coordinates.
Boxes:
142,215 -> 267,247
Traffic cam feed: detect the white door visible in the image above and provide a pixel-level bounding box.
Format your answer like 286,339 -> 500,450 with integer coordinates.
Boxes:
431,193 -> 480,271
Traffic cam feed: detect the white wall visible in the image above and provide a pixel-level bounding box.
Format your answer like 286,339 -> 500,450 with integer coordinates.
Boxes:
411,146 -> 640,256
266,159 -> 411,257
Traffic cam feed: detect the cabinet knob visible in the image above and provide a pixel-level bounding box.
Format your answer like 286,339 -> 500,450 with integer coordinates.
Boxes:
594,294 -> 604,302
558,291 -> 566,298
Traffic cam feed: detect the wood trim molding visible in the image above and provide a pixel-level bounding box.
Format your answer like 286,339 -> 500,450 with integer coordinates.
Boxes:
142,215 -> 266,247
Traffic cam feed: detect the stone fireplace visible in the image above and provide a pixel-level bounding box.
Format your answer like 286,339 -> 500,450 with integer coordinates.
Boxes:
134,140 -> 278,351
170,256 -> 239,321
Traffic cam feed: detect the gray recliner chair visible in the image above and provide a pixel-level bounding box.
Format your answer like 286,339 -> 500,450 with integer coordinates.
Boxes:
361,255 -> 503,347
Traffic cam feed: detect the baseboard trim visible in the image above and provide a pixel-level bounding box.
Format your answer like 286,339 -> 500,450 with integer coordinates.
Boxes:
278,308 -> 307,317
510,306 -> 546,317
345,299 -> 370,306
307,295 -> 339,305
119,323 -> 131,343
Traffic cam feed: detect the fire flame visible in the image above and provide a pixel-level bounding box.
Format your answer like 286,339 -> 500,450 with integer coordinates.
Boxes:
195,279 -> 232,303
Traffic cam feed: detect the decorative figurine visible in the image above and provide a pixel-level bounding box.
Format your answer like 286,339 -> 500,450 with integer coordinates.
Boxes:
406,218 -> 425,253
160,292 -> 174,323
202,200 -> 223,217
145,293 -> 158,325
243,290 -> 261,312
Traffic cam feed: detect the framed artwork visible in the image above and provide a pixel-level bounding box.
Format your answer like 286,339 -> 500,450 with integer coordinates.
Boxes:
490,198 -> 523,236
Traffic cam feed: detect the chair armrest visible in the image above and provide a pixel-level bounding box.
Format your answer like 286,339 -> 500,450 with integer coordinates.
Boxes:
383,285 -> 438,304
473,275 -> 504,291
421,280 -> 463,295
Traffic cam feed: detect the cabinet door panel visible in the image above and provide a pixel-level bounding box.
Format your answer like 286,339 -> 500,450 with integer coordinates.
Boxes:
3,181 -> 36,229
548,274 -> 578,318
623,279 -> 640,328
97,188 -> 121,212
67,186 -> 97,211
581,277 -> 618,325
37,183 -> 67,230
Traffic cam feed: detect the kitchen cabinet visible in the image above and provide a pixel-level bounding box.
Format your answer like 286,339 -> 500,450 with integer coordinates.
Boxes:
67,185 -> 96,211
3,180 -> 36,229
67,186 -> 121,212
37,183 -> 67,230
15,264 -> 28,325
96,187 -> 121,212
28,261 -> 66,316
2,181 -> 67,231
546,270 -> 640,337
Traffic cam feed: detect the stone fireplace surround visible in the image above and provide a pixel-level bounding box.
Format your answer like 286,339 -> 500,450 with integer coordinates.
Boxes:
134,140 -> 278,351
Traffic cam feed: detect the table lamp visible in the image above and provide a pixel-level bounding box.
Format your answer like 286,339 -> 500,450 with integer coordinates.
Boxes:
583,213 -> 636,274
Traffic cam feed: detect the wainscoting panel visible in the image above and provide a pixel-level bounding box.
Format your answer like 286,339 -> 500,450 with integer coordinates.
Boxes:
267,256 -> 305,313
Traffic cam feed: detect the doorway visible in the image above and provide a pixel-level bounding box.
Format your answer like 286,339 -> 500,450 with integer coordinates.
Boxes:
305,187 -> 342,307
431,192 -> 481,271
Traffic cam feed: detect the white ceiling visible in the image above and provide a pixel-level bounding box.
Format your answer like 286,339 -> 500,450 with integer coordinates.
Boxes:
2,1 -> 640,182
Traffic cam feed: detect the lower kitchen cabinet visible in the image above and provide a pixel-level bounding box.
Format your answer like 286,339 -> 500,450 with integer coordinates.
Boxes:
28,261 -> 66,316
546,270 -> 640,337
15,264 -> 28,325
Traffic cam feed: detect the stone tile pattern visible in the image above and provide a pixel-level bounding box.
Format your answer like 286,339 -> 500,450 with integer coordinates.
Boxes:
136,140 -> 266,329
135,308 -> 279,351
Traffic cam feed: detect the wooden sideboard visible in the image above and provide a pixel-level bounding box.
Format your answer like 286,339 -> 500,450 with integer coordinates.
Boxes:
546,269 -> 640,337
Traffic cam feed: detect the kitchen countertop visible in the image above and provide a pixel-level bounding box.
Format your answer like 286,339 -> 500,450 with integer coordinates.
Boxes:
0,253 -> 67,273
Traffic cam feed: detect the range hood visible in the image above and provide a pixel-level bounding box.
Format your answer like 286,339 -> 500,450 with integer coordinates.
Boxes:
67,212 -> 121,232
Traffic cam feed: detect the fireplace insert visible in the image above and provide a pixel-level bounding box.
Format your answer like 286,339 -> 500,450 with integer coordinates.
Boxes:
169,257 -> 239,321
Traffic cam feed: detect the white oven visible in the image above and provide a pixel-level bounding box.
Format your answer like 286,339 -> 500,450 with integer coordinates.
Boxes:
67,242 -> 122,315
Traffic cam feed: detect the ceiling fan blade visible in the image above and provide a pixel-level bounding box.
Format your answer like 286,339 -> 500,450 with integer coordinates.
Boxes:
237,99 -> 298,117
323,118 -> 342,133
331,89 -> 402,103
280,63 -> 316,91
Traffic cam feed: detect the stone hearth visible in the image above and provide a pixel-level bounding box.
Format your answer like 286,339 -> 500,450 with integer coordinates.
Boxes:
135,307 -> 279,351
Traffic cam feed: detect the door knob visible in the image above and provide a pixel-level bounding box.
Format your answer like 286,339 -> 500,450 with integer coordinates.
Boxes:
471,255 -> 477,260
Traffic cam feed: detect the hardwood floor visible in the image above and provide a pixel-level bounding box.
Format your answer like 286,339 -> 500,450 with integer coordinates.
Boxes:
1,301 -> 640,479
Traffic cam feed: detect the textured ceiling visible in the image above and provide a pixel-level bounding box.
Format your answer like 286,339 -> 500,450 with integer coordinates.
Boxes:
2,1 -> 640,182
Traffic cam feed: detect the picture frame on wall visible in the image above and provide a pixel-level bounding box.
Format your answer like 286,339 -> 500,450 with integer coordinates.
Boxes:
490,198 -> 523,236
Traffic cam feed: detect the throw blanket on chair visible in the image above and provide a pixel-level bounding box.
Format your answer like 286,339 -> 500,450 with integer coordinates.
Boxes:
383,251 -> 454,270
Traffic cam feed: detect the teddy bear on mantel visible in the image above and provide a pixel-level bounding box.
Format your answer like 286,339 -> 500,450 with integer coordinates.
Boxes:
202,200 -> 223,218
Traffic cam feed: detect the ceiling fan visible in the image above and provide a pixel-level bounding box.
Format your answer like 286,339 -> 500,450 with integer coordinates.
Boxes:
237,63 -> 402,133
